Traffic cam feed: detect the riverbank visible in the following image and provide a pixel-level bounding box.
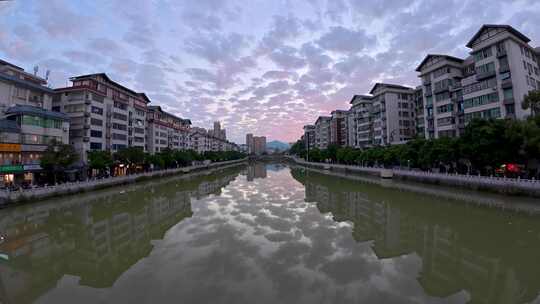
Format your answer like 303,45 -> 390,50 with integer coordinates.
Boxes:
0,158 -> 247,206
288,157 -> 540,198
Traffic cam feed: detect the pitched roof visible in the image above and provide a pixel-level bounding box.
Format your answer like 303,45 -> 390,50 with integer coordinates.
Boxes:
466,24 -> 530,48
70,73 -> 143,97
0,59 -> 23,71
369,83 -> 414,95
0,72 -> 54,94
349,94 -> 372,104
415,54 -> 464,72
5,105 -> 70,121
315,116 -> 331,124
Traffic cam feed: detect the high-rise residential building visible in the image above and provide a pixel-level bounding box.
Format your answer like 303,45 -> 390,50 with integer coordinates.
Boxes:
210,121 -> 226,140
252,136 -> 266,155
416,55 -> 464,139
314,116 -> 331,149
303,125 -> 315,150
246,133 -> 253,154
414,86 -> 425,139
146,106 -> 191,153
330,110 -> 349,146
416,25 -> 540,139
347,95 -> 373,149
0,59 -> 70,185
54,73 -> 150,163
369,83 -> 416,145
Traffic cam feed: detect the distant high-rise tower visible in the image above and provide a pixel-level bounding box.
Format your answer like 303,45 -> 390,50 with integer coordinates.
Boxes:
246,133 -> 253,154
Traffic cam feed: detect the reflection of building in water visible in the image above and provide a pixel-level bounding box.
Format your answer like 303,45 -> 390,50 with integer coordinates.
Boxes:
302,176 -> 540,304
247,163 -> 267,181
0,169 -> 239,304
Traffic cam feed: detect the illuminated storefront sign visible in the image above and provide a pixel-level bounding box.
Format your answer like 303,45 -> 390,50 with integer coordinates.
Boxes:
0,144 -> 21,152
0,165 -> 23,173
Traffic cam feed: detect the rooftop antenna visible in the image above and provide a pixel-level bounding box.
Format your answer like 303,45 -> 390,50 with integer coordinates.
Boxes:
33,65 -> 38,76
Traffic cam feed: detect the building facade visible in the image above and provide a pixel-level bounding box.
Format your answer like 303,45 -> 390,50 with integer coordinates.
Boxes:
54,73 -> 149,163
369,83 -> 416,146
314,116 -> 331,149
330,110 -> 348,147
347,95 -> 373,149
146,106 -> 191,154
0,60 -> 70,185
303,125 -> 315,150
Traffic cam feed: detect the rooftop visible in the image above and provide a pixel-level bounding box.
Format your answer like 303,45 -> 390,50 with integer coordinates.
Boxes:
369,83 -> 414,95
466,24 -> 531,48
415,54 -> 465,72
0,72 -> 54,94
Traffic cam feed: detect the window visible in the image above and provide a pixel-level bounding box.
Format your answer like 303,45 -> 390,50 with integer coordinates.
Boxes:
91,106 -> 103,115
464,107 -> 501,123
476,62 -> 495,75
90,142 -> 102,150
500,72 -> 511,80
112,112 -> 127,121
426,96 -> 433,106
433,67 -> 451,78
463,92 -> 499,109
462,77 -> 497,94
437,117 -> 454,127
114,101 -> 128,110
112,144 -> 127,150
90,118 -> 103,126
474,47 -> 492,62
112,133 -> 127,140
503,88 -> 513,100
90,130 -> 103,138
435,91 -> 450,102
505,104 -> 515,114
134,127 -> 144,134
112,123 -> 127,131
21,115 -> 62,129
437,104 -> 453,114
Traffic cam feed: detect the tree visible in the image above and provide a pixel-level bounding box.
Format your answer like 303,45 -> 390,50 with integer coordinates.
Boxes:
522,90 -> 540,116
40,139 -> 79,184
87,150 -> 113,176
114,147 -> 145,174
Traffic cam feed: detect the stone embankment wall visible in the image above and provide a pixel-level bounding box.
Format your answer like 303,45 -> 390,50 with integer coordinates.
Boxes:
0,159 -> 247,206
289,157 -> 540,198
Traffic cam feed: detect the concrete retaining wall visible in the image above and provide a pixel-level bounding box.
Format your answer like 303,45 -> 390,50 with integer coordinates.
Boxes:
0,158 -> 247,206
288,157 -> 540,198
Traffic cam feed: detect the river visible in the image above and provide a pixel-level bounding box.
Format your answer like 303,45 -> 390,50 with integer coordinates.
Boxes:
0,162 -> 539,304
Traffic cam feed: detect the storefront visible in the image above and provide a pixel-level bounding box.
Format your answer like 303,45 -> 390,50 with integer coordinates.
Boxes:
0,164 -> 24,187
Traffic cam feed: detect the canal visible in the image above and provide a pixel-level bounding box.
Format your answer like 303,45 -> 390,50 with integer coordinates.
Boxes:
0,162 -> 539,304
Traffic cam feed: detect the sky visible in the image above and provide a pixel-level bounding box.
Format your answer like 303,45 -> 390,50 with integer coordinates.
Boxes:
1,0 -> 540,144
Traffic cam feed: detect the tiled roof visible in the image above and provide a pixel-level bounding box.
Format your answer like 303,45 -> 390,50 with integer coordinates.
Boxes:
0,72 -> 54,94
466,24 -> 531,48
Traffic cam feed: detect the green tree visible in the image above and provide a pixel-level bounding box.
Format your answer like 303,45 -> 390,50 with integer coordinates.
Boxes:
87,150 -> 113,176
40,139 -> 79,184
522,90 -> 540,116
114,147 -> 145,174
289,140 -> 306,157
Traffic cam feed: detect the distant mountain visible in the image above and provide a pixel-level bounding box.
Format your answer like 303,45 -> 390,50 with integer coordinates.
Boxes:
266,140 -> 290,151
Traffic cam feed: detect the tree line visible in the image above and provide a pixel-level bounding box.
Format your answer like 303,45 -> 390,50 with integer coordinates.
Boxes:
290,116 -> 540,177
40,142 -> 246,183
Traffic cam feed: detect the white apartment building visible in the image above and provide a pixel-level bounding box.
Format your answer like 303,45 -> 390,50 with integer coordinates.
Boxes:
417,25 -> 540,139
0,59 -> 70,185
146,105 -> 191,154
369,83 -> 416,145
414,86 -> 425,138
416,55 -> 465,139
330,110 -> 348,147
54,73 -> 149,163
189,127 -> 238,153
314,116 -> 331,149
303,125 -> 315,149
347,95 -> 373,149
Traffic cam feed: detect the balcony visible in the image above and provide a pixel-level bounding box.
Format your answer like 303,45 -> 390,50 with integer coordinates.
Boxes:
497,49 -> 507,58
433,86 -> 449,94
476,70 -> 496,81
499,64 -> 510,73
83,137 -> 90,142
503,98 -> 515,105
424,90 -> 433,97
501,79 -> 513,89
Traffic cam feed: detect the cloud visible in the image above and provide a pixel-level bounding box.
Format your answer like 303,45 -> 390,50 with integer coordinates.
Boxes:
317,26 -> 377,54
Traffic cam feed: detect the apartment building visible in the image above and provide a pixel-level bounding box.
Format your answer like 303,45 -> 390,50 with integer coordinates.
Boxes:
314,116 -> 331,149
369,83 -> 416,145
54,73 -> 149,163
0,59 -> 70,185
347,95 -> 373,149
414,86 -> 425,138
209,121 -> 226,140
303,125 -> 315,149
416,25 -> 540,139
146,105 -> 191,153
416,55 -> 465,139
252,136 -> 266,155
330,110 -> 348,146
189,127 -> 238,153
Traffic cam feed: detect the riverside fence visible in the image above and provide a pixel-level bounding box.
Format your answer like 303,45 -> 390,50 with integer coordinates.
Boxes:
0,158 -> 247,206
288,157 -> 540,197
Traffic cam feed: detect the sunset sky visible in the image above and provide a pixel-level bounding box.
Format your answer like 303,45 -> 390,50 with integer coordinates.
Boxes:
1,0 -> 539,143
